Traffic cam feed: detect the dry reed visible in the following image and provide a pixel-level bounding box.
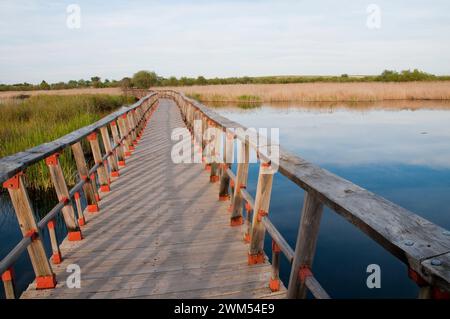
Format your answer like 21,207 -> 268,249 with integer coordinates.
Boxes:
161,82 -> 450,102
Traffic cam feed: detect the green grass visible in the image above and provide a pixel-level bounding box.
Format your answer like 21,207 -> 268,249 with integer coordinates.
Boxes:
237,95 -> 261,102
0,94 -> 136,190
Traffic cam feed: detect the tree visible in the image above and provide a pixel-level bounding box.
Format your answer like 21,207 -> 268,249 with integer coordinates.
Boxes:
120,77 -> 132,94
39,80 -> 51,90
196,76 -> 207,85
68,80 -> 78,88
90,76 -> 102,88
132,70 -> 158,88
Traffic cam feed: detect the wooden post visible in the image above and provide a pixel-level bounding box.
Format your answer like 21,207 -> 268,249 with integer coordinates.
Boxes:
209,124 -> 220,183
87,132 -> 110,192
127,111 -> 137,145
270,240 -> 281,292
1,268 -> 16,299
230,140 -> 250,226
219,132 -> 234,201
118,114 -> 132,157
71,142 -> 99,213
2,173 -> 56,289
45,153 -> 82,241
74,192 -> 86,226
90,173 -> 100,202
244,201 -> 253,243
287,192 -> 324,298
110,120 -> 125,167
248,161 -> 274,264
100,126 -> 119,178
47,219 -> 62,264
203,117 -> 211,171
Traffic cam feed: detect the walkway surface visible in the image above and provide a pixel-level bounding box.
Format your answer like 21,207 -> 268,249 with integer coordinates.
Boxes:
22,99 -> 286,299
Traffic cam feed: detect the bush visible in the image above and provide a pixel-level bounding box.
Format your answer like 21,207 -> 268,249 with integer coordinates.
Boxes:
132,70 -> 159,88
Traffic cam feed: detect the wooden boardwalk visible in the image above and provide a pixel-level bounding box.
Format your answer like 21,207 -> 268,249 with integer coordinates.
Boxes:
2,91 -> 448,299
21,99 -> 286,299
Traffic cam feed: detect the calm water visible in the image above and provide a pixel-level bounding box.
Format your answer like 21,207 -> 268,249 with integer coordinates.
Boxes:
210,101 -> 450,298
1,101 -> 450,298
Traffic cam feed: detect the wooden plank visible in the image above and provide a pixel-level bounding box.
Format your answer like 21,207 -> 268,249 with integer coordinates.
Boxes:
230,140 -> 250,226
71,142 -> 98,210
287,192 -> 324,298
100,126 -> 119,175
87,132 -> 109,189
46,154 -> 79,232
249,162 -> 274,262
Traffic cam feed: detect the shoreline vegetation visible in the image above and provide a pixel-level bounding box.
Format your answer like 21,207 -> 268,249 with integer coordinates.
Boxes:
163,82 -> 450,103
0,94 -> 136,190
2,69 -> 450,102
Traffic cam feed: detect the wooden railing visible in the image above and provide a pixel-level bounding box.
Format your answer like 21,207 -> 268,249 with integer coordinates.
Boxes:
0,93 -> 159,299
160,90 -> 450,299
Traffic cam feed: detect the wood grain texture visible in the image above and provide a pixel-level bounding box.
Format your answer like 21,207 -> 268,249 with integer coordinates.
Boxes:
22,99 -> 285,299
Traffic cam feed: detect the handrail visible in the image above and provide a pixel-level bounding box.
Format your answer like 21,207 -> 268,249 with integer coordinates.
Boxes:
159,89 -> 450,299
0,92 -> 159,299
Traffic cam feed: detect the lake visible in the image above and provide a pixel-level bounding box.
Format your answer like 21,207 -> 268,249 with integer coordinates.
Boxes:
1,100 -> 450,298
208,100 -> 450,298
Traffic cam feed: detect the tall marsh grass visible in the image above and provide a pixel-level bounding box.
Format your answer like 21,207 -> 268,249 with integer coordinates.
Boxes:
165,82 -> 450,102
0,94 -> 135,190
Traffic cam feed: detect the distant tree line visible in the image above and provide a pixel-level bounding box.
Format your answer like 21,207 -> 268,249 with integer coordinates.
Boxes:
1,69 -> 449,92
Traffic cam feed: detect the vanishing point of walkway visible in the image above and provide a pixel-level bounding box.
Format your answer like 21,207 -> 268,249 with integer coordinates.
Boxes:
21,99 -> 286,299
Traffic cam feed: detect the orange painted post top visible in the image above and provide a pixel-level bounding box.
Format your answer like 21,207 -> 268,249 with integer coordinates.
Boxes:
2,173 -> 23,189
45,153 -> 60,166
87,132 -> 97,141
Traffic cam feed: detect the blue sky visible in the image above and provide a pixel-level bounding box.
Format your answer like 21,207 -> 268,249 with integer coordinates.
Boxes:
1,0 -> 450,84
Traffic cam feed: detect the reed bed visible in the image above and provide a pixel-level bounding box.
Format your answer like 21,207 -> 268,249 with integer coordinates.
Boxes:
0,94 -> 135,190
163,82 -> 450,102
0,87 -> 123,99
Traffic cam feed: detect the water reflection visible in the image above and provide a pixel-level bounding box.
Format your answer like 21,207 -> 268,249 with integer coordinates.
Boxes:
212,100 -> 450,298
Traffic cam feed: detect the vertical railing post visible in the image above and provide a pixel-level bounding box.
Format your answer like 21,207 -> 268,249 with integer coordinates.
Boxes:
219,131 -> 234,201
2,173 -> 56,289
244,201 -> 253,243
270,240 -> 281,292
248,161 -> 274,264
287,192 -> 324,298
71,142 -> 99,213
90,173 -> 100,202
230,140 -> 250,226
87,132 -> 110,193
118,114 -> 132,157
100,126 -> 120,178
203,116 -> 211,171
74,191 -> 85,226
47,219 -> 61,264
110,120 -> 126,167
45,153 -> 82,241
127,111 -> 137,147
209,123 -> 220,183
1,268 -> 16,299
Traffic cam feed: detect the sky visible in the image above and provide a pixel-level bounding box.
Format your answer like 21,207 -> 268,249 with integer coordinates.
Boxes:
1,0 -> 450,84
